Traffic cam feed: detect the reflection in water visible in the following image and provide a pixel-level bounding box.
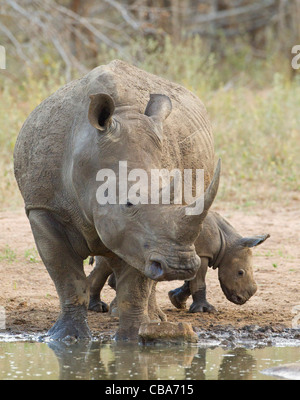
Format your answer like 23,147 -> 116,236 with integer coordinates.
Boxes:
217,348 -> 255,380
48,341 -> 200,380
0,339 -> 300,380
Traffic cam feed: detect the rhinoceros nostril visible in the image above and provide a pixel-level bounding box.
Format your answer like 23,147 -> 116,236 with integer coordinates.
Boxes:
235,294 -> 248,305
151,260 -> 162,272
145,260 -> 164,281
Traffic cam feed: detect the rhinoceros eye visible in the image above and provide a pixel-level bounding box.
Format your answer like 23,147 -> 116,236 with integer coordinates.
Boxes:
124,200 -> 139,215
238,269 -> 245,276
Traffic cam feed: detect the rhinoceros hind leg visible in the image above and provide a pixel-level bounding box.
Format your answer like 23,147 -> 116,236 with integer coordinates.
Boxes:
28,209 -> 92,341
88,296 -> 109,313
87,257 -> 112,313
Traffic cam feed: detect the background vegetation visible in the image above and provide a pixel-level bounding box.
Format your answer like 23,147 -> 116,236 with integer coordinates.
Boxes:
0,0 -> 299,210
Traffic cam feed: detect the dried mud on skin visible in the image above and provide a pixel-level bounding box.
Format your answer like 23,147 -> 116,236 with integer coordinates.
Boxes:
1,205 -> 300,341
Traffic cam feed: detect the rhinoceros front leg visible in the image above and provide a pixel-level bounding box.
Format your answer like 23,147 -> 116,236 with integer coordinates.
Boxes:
189,258 -> 216,313
148,282 -> 167,322
168,258 -> 216,313
28,209 -> 91,341
111,259 -> 152,341
168,280 -> 191,309
109,272 -> 166,321
88,258 -> 166,322
87,256 -> 111,312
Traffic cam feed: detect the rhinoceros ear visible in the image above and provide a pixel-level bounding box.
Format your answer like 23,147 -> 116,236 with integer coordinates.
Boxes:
240,234 -> 270,248
144,94 -> 172,128
88,93 -> 115,131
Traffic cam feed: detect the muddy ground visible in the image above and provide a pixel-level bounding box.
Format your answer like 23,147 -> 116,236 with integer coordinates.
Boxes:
0,204 -> 299,339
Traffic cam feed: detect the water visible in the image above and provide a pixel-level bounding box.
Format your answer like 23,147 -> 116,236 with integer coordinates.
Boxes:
0,334 -> 300,380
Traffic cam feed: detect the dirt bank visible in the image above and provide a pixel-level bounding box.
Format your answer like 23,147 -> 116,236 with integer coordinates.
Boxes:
0,205 -> 299,338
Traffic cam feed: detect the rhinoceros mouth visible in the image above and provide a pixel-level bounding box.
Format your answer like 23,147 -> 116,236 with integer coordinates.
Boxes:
230,294 -> 247,305
144,255 -> 197,282
220,282 -> 257,305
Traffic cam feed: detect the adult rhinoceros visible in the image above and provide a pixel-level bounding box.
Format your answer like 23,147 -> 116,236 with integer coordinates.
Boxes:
14,60 -> 219,341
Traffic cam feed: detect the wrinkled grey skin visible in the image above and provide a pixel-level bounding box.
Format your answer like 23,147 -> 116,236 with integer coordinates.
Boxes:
88,256 -> 168,324
14,60 -> 218,341
88,211 -> 269,315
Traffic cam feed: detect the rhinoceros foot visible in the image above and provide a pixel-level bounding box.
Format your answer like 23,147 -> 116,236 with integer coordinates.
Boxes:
88,295 -> 109,313
47,313 -> 92,342
114,322 -> 148,342
149,307 -> 167,322
189,299 -> 216,313
168,287 -> 189,309
189,288 -> 217,313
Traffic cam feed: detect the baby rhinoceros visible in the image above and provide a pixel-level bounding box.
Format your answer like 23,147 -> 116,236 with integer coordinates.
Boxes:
88,211 -> 269,314
169,211 -> 270,312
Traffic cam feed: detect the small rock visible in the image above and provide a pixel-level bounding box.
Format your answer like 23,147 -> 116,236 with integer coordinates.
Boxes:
242,324 -> 260,332
220,339 -> 229,346
293,332 -> 300,339
138,321 -> 198,344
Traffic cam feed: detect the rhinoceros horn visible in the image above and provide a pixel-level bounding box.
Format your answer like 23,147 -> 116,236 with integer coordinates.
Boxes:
182,158 -> 221,223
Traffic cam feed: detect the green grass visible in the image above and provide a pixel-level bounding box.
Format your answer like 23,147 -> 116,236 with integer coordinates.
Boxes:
0,63 -> 66,209
0,245 -> 17,262
0,245 -> 42,264
0,36 -> 299,210
24,248 -> 40,263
